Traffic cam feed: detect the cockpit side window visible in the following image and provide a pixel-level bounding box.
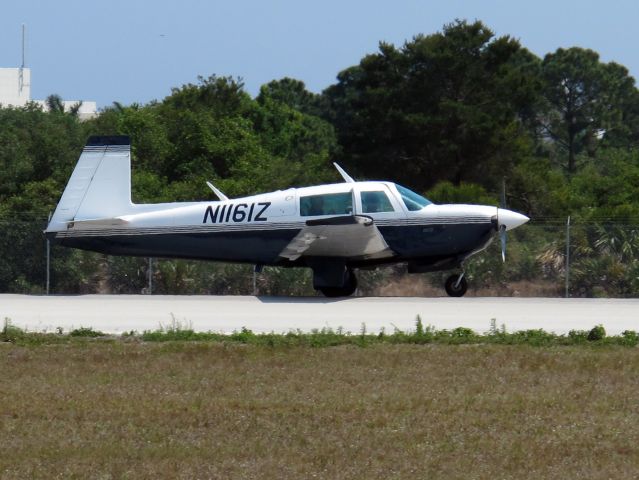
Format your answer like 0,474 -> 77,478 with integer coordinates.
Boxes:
360,191 -> 394,213
300,192 -> 353,216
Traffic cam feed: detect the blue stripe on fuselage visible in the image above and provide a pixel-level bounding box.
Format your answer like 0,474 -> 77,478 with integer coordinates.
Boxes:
51,221 -> 495,265
56,229 -> 302,265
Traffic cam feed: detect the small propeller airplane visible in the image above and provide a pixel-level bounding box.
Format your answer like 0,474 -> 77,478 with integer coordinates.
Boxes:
45,136 -> 529,297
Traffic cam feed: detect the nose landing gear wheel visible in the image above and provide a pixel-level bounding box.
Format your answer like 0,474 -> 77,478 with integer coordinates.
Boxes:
445,274 -> 468,297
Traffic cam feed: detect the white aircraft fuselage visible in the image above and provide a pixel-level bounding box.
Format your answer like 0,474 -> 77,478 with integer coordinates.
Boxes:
46,136 -> 529,296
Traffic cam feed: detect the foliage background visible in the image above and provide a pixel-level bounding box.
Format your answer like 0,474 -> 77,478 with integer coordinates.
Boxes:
1,20 -> 638,296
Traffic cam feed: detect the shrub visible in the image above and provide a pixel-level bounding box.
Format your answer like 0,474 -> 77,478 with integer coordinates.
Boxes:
1,318 -> 26,343
587,325 -> 606,341
511,329 -> 557,346
451,327 -> 475,339
69,327 -> 105,337
621,330 -> 639,346
568,330 -> 589,343
416,315 -> 424,336
230,327 -> 255,343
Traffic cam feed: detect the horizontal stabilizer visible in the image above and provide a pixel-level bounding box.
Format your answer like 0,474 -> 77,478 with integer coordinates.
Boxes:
67,217 -> 128,229
86,135 -> 130,146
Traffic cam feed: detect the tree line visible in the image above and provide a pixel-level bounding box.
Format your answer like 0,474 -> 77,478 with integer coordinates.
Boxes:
1,19 -> 638,295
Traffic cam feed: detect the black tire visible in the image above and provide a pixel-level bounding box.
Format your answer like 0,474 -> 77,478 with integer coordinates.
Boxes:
319,270 -> 358,297
445,274 -> 468,297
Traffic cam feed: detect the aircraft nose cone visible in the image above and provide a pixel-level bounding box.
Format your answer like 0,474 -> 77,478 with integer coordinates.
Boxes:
498,208 -> 529,231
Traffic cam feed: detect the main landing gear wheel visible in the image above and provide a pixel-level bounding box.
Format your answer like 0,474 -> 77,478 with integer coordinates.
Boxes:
445,274 -> 468,297
319,270 -> 358,297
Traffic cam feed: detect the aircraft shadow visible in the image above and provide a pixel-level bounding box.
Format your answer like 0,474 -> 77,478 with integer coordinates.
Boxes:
256,295 -> 356,304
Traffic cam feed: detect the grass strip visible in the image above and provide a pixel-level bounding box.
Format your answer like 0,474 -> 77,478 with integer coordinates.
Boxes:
2,339 -> 639,478
3,316 -> 638,348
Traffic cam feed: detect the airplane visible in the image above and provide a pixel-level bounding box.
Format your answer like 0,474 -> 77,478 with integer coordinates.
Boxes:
45,136 -> 529,297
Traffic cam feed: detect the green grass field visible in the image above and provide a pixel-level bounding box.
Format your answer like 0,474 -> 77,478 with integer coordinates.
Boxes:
2,334 -> 639,479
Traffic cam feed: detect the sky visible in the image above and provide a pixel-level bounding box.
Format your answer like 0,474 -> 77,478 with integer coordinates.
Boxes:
1,0 -> 638,108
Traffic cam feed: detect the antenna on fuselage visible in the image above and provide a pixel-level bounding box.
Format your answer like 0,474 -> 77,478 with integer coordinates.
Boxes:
206,181 -> 229,201
333,162 -> 355,183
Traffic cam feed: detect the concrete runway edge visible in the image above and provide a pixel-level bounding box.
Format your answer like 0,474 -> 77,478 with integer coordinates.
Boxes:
1,295 -> 637,336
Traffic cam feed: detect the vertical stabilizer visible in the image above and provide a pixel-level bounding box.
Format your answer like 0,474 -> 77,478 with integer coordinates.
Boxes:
47,136 -> 133,231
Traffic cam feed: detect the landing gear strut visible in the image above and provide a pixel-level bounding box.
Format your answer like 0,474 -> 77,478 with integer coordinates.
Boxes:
445,273 -> 467,297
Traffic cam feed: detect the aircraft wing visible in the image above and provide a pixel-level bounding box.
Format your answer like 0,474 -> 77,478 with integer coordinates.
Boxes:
279,215 -> 395,261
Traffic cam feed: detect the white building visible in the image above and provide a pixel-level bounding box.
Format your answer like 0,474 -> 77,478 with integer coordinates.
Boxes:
0,67 -> 31,106
0,67 -> 97,120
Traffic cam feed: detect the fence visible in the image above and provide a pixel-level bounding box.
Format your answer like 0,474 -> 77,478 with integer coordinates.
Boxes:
1,217 -> 638,297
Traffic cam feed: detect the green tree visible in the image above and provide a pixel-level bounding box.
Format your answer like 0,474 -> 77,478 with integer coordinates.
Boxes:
321,20 -> 542,191
257,77 -> 321,116
426,181 -> 497,206
158,76 -> 258,183
45,94 -> 65,114
540,48 -> 638,173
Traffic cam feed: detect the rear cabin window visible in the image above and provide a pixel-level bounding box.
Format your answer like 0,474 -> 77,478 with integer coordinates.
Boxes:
360,191 -> 394,213
300,192 -> 353,216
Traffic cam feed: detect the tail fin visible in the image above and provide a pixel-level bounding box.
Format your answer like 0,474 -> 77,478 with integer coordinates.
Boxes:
47,136 -> 133,231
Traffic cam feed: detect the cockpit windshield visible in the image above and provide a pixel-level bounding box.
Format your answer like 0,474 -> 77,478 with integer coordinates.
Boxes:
395,184 -> 433,211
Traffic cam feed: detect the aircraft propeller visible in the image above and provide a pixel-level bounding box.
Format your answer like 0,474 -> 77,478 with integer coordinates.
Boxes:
495,178 -> 530,262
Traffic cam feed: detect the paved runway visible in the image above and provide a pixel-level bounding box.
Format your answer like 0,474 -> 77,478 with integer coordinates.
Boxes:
1,294 -> 637,335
